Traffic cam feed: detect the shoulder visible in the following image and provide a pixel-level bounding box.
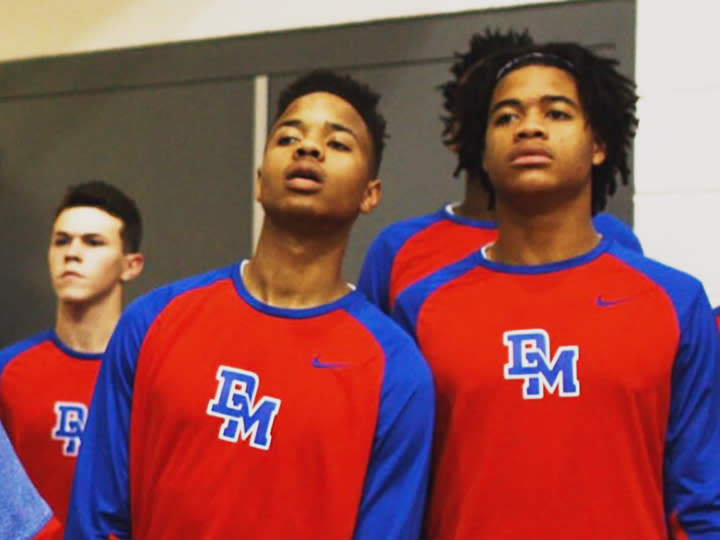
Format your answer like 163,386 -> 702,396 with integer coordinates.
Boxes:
606,245 -> 707,319
0,330 -> 54,372
344,295 -> 432,386
123,264 -> 237,322
394,252 -> 480,326
593,212 -> 643,254
368,210 -> 446,252
111,264 -> 238,350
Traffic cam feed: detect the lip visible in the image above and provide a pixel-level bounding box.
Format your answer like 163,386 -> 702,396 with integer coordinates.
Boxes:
509,145 -> 553,166
285,163 -> 325,192
60,271 -> 83,279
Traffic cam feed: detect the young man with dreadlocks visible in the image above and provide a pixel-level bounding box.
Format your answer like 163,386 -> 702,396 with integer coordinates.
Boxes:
66,70 -> 434,540
357,29 -> 642,315
393,37 -> 720,539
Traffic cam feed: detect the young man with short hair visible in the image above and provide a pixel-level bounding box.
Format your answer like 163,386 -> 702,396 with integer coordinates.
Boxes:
358,29 -> 643,315
66,70 -> 434,540
0,181 -> 144,535
393,37 -> 720,538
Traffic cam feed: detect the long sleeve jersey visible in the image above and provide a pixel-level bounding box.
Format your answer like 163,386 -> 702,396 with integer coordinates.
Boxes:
393,238 -> 720,539
66,262 -> 435,540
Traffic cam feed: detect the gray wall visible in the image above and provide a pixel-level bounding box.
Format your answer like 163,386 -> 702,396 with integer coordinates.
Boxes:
0,0 -> 635,345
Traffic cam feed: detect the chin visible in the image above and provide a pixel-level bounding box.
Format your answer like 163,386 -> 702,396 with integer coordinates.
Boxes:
57,294 -> 93,305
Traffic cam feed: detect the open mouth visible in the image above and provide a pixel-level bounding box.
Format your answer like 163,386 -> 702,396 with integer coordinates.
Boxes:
285,165 -> 324,192
286,166 -> 322,183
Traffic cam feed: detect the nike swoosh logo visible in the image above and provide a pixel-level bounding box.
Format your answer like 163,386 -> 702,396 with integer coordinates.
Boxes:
312,357 -> 350,369
596,295 -> 632,307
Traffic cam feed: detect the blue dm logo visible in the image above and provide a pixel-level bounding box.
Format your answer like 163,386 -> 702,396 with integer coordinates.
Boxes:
206,366 -> 281,450
503,329 -> 580,399
51,401 -> 88,456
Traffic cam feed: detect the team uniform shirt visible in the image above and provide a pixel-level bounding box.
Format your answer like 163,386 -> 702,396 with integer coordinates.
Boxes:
358,204 -> 643,314
66,262 -> 435,540
0,420 -> 61,540
393,238 -> 720,540
0,330 -> 101,533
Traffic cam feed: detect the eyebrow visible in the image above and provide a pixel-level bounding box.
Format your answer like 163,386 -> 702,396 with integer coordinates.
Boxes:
489,95 -> 580,115
52,231 -> 107,239
274,119 -> 359,140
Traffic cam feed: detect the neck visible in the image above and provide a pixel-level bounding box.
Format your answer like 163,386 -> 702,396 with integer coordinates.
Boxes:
452,174 -> 495,221
489,194 -> 600,265
54,290 -> 123,354
244,215 -> 352,309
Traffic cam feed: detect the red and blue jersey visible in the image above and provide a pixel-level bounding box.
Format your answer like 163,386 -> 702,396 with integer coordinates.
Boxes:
0,420 -> 61,540
393,238 -> 720,540
358,204 -> 643,313
0,330 -> 101,534
66,262 -> 435,540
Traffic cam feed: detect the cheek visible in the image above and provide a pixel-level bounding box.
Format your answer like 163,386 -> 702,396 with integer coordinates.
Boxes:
47,250 -> 62,271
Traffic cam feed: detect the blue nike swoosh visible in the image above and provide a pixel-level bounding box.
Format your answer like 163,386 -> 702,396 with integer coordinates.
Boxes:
596,295 -> 632,307
312,357 -> 350,369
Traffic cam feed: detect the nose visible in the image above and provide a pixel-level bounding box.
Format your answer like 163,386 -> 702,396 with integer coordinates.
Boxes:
64,238 -> 82,262
515,112 -> 547,141
294,137 -> 323,160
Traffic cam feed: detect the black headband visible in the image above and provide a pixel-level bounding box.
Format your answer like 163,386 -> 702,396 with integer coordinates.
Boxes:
496,52 -> 575,81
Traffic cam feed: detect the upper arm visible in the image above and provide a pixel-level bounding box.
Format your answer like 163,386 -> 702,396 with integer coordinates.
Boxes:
65,308 -> 149,540
664,288 -> 720,537
352,340 -> 435,540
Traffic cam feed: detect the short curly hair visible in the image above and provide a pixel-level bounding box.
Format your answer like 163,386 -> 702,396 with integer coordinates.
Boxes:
275,69 -> 387,176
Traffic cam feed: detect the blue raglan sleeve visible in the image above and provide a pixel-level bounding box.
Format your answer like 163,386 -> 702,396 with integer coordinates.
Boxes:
592,212 -> 643,254
351,313 -> 435,540
663,285 -> 720,537
357,231 -> 398,315
0,420 -> 58,540
65,298 -> 160,540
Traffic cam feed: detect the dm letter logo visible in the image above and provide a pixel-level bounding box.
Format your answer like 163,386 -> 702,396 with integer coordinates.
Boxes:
503,329 -> 580,399
207,366 -> 281,450
51,401 -> 88,456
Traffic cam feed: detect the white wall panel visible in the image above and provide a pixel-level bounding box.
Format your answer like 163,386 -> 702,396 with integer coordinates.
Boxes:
634,89 -> 720,194
635,192 -> 720,305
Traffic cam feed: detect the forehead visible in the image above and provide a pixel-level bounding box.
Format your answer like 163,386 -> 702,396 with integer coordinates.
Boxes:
52,206 -> 123,236
491,65 -> 580,104
274,92 -> 371,140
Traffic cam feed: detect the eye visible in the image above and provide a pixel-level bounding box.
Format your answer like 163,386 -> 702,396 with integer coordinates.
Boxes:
328,140 -> 350,151
277,135 -> 297,146
53,236 -> 70,246
492,112 -> 517,126
84,235 -> 106,247
547,109 -> 572,120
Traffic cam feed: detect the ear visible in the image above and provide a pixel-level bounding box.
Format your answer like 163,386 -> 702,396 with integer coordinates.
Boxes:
359,179 -> 382,214
254,168 -> 263,202
120,253 -> 145,283
592,138 -> 607,166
